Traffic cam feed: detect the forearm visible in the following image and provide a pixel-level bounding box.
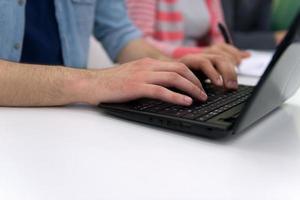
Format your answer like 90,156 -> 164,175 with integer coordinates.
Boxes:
116,39 -> 171,63
0,60 -> 92,106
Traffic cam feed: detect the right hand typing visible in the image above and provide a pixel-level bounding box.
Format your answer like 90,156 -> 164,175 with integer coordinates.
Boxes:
82,58 -> 207,106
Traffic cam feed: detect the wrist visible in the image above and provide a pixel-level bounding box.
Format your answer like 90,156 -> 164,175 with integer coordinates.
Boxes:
64,69 -> 97,105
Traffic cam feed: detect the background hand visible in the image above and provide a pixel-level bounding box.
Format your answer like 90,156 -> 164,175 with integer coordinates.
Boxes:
274,30 -> 287,45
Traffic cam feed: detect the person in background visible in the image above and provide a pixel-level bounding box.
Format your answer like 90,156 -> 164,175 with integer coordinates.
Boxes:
222,0 -> 300,50
125,0 -> 249,62
0,0 -> 247,107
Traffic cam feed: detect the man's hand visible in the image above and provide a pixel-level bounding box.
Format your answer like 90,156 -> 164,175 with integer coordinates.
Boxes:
81,58 -> 208,106
202,43 -> 250,65
179,53 -> 237,90
179,44 -> 250,90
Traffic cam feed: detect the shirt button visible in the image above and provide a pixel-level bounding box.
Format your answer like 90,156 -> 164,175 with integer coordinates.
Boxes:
14,43 -> 21,50
18,0 -> 26,6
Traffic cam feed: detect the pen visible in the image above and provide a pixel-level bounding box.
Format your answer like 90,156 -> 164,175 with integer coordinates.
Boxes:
218,23 -> 233,44
218,22 -> 243,69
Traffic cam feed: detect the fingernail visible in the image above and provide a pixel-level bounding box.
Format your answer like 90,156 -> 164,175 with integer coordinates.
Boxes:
227,80 -> 238,89
184,96 -> 193,105
216,77 -> 223,86
200,91 -> 208,101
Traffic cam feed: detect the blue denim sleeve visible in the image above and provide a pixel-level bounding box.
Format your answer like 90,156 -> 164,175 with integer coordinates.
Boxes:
93,0 -> 141,61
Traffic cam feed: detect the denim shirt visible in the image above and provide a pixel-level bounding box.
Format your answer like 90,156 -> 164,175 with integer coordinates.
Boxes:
0,0 -> 141,68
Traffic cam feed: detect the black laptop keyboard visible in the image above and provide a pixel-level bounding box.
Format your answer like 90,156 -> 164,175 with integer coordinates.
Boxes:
130,84 -> 253,122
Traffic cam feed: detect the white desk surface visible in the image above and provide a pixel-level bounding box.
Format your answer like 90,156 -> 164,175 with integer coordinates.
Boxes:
1,76 -> 300,200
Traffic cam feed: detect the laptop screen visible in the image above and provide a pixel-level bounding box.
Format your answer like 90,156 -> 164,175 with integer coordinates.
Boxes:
234,11 -> 300,133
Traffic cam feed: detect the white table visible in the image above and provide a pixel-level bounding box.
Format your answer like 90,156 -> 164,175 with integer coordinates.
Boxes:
1,76 -> 300,200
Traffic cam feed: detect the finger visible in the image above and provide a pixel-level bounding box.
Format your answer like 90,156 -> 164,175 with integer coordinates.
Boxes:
181,56 -> 223,87
142,84 -> 194,106
145,72 -> 207,101
212,57 -> 238,89
219,44 -> 243,64
203,50 -> 237,66
145,59 -> 202,88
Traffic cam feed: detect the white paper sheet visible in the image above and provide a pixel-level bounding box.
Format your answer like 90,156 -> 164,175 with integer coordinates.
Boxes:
238,50 -> 274,77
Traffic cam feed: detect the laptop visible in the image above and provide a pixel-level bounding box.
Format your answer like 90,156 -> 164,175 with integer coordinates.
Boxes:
99,12 -> 300,139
